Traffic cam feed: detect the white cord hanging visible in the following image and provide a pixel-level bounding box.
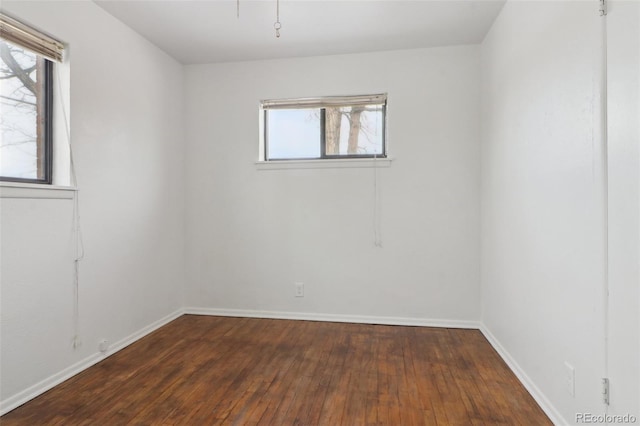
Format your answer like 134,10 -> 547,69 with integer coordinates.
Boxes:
274,0 -> 281,38
373,154 -> 382,248
56,69 -> 85,350
373,106 -> 382,248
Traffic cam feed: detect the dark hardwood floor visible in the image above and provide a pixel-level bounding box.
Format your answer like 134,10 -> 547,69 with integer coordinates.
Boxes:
1,315 -> 551,425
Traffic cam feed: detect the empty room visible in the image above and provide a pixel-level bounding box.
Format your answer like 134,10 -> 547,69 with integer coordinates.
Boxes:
0,0 -> 638,424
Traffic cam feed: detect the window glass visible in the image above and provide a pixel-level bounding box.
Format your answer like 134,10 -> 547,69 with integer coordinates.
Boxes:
0,39 -> 50,182
266,108 -> 321,160
326,106 -> 384,156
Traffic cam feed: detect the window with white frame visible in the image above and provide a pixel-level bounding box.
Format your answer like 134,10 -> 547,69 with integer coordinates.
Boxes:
260,94 -> 387,161
0,14 -> 64,184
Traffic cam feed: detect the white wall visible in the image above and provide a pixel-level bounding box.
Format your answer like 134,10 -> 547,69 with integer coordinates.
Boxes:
2,1 -> 635,421
607,0 -> 640,419
481,1 -> 639,424
184,46 -> 481,324
0,1 -> 185,411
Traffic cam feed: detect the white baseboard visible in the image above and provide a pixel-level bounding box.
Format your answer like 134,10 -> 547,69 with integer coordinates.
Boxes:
479,324 -> 567,426
0,309 -> 184,416
184,307 -> 480,329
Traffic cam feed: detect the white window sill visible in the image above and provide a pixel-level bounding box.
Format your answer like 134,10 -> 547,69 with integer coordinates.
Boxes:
0,182 -> 77,199
255,158 -> 393,170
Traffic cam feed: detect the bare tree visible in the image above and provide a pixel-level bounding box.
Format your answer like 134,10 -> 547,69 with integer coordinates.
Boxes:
0,41 -> 37,95
323,106 -> 380,156
325,107 -> 342,154
346,106 -> 364,154
0,40 -> 44,178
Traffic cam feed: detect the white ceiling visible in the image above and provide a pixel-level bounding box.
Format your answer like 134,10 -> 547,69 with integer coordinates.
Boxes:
94,0 -> 505,64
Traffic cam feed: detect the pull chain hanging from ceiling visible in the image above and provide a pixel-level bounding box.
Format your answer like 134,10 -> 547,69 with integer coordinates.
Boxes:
235,0 -> 282,38
274,0 -> 282,38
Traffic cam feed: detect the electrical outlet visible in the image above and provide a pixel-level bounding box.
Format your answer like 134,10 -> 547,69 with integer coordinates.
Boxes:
564,362 -> 575,397
72,336 -> 82,349
98,339 -> 109,353
295,282 -> 304,297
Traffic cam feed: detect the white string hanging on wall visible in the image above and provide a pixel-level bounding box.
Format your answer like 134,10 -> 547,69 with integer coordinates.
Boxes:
373,153 -> 382,248
373,103 -> 382,248
56,69 -> 85,350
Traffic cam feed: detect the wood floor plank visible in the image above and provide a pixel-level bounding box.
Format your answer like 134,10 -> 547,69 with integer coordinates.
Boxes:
1,315 -> 552,425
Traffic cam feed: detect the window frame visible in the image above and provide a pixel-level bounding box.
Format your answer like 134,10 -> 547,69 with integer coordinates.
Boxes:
261,95 -> 388,162
0,13 -> 59,185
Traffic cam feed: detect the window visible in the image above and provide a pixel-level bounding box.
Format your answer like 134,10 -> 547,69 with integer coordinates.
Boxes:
0,14 -> 63,184
0,40 -> 52,182
261,94 -> 387,161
